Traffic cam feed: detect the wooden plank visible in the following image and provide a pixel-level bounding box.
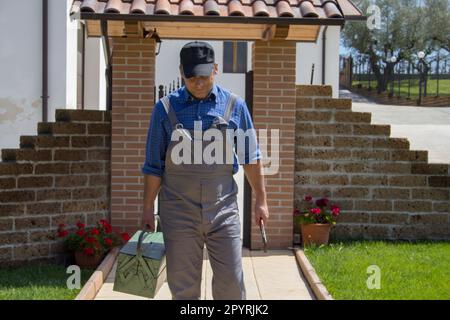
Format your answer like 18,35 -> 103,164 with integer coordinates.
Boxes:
143,21 -> 267,40
86,20 -> 321,41
108,20 -> 126,37
286,25 -> 320,41
87,20 -> 101,37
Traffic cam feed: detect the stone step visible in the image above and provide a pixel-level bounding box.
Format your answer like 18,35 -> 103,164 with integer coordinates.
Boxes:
37,122 -> 110,136
55,109 -> 109,123
19,136 -> 36,149
1,149 -> 52,162
19,135 -> 108,150
411,163 -> 450,175
297,85 -> 333,97
37,122 -> 86,135
334,111 -> 372,124
428,176 -> 450,188
19,136 -> 66,149
313,98 -> 352,110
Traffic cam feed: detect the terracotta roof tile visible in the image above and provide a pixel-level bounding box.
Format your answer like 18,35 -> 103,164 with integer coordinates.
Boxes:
300,1 -> 318,17
130,0 -> 147,14
252,0 -> 270,16
276,1 -> 295,18
204,0 -> 221,15
154,0 -> 171,14
228,0 -> 245,16
179,0 -> 195,15
71,0 -> 364,20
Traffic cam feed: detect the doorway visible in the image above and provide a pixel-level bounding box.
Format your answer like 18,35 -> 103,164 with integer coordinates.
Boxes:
154,40 -> 254,247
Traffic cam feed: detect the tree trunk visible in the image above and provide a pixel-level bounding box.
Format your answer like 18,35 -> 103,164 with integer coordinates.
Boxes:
369,55 -> 394,94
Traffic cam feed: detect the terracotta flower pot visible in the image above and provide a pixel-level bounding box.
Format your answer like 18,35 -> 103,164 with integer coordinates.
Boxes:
300,223 -> 331,246
74,251 -> 104,269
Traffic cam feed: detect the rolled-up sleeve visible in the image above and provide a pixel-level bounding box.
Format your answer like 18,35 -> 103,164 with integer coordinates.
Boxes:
236,98 -> 262,165
141,102 -> 167,177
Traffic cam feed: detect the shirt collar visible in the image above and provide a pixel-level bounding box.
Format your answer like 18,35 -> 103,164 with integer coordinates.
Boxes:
180,84 -> 218,103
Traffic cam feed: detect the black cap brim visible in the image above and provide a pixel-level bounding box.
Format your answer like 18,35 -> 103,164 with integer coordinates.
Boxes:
182,63 -> 214,79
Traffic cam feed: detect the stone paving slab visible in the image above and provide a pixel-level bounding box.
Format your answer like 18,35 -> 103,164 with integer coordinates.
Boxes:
94,248 -> 314,300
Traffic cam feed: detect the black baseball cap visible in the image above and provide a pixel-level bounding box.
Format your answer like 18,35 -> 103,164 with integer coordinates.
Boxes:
180,41 -> 215,79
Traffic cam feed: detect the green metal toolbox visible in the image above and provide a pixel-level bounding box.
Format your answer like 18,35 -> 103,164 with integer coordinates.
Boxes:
113,228 -> 166,298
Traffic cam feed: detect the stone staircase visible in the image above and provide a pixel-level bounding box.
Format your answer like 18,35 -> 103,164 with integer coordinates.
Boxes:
295,85 -> 450,240
0,109 -> 111,266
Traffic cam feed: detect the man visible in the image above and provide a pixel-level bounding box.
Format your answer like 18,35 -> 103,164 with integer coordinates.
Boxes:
141,41 -> 269,300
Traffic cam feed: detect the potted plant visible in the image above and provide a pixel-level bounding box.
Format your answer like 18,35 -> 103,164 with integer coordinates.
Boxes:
57,219 -> 131,269
295,195 -> 341,246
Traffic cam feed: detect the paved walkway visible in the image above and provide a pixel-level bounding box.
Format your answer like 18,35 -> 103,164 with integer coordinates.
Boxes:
94,248 -> 314,300
340,89 -> 450,164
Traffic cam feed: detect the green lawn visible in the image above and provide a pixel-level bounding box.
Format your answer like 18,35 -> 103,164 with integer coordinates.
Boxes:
352,78 -> 450,97
0,264 -> 94,300
304,241 -> 450,300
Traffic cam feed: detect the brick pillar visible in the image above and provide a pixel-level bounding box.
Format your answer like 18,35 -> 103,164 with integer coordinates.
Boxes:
111,37 -> 156,234
251,40 -> 297,249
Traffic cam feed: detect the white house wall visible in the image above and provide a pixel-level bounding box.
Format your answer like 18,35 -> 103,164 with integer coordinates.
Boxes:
64,0 -> 79,112
84,35 -> 107,110
98,39 -> 107,110
325,26 -> 340,98
0,0 -> 106,153
296,26 -> 341,98
0,1 -> 43,151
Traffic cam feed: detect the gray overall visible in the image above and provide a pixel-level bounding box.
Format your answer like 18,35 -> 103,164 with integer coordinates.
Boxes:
159,94 -> 246,300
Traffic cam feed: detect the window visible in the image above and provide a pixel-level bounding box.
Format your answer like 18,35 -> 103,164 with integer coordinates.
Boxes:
223,41 -> 247,73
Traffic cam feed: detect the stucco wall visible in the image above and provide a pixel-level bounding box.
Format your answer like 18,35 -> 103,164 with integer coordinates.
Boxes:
0,1 -> 43,152
296,26 -> 341,98
0,0 -> 106,154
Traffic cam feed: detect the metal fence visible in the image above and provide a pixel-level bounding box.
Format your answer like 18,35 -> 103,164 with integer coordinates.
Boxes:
340,53 -> 450,102
154,77 -> 184,104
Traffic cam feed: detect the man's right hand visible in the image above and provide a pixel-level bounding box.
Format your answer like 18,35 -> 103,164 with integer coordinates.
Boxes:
142,206 -> 155,232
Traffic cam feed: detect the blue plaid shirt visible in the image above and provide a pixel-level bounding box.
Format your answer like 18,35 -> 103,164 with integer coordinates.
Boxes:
141,84 -> 261,177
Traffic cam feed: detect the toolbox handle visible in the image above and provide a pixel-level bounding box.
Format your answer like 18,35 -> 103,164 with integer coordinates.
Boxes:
136,215 -> 161,258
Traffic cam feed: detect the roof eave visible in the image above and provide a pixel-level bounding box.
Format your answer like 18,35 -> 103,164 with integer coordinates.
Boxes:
344,15 -> 368,22
75,12 -> 347,27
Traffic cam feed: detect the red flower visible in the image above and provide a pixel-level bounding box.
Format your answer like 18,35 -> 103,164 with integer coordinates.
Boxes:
83,248 -> 94,256
293,209 -> 301,216
315,198 -> 329,207
90,228 -> 100,235
103,224 -> 112,234
76,221 -> 85,229
310,208 -> 321,215
58,230 -> 69,238
304,195 -> 313,202
331,205 -> 341,217
121,233 -> 131,242
100,219 -> 110,226
76,229 -> 86,237
85,236 -> 96,244
104,238 -> 113,246
58,223 -> 66,229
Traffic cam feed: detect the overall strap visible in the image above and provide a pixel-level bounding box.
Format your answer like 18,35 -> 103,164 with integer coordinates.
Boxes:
223,93 -> 238,123
160,96 -> 181,129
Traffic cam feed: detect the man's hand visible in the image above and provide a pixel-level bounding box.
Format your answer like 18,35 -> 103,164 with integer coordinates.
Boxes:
243,160 -> 269,227
142,206 -> 155,232
254,198 -> 269,227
